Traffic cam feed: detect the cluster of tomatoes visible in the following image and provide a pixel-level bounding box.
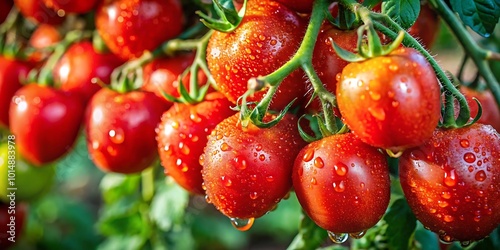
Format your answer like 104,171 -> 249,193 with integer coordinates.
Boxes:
1,0 -> 500,248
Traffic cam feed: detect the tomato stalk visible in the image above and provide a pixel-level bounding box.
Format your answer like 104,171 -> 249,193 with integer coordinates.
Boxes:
428,0 -> 500,110
0,7 -> 22,57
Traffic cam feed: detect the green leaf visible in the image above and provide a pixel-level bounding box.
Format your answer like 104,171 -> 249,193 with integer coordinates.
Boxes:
382,0 -> 421,29
100,173 -> 141,204
97,235 -> 144,250
363,0 -> 382,8
382,198 -> 417,250
287,212 -> 327,250
450,0 -> 500,37
150,179 -> 190,231
97,195 -> 145,236
414,222 -> 439,250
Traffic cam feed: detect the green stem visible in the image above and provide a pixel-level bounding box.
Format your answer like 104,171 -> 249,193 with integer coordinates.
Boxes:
141,167 -> 155,203
429,0 -> 500,111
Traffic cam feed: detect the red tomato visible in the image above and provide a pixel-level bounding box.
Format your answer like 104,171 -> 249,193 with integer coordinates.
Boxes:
9,84 -> 85,165
206,0 -> 307,110
13,0 -> 64,24
202,113 -> 306,220
42,0 -> 98,13
337,48 -> 441,152
156,92 -> 235,195
0,57 -> 32,128
274,0 -> 314,13
28,24 -> 61,63
400,124 -> 500,242
142,53 -> 208,102
85,88 -> 170,174
95,0 -> 184,60
460,86 -> 500,132
293,133 -> 390,234
0,0 -> 13,23
53,41 -> 125,104
0,202 -> 27,249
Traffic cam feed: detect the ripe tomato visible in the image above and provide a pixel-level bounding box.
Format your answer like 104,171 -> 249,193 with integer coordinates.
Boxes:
9,84 -> 85,165
85,88 -> 170,174
0,0 -> 13,23
13,0 -> 64,25
0,57 -> 32,128
337,48 -> 441,152
206,0 -> 307,110
399,123 -> 500,242
53,41 -> 125,104
275,0 -> 314,13
306,24 -> 358,113
156,92 -> 235,195
142,53 -> 208,102
293,133 -> 390,234
28,24 -> 61,63
42,0 -> 98,13
0,202 -> 27,249
202,113 -> 306,220
0,142 -> 55,202
459,86 -> 500,132
95,0 -> 184,60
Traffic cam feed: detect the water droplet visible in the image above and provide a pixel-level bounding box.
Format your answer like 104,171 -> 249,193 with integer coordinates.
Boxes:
314,157 -> 324,168
250,174 -> 257,181
369,91 -> 381,100
179,142 -> 190,155
468,166 -> 474,172
310,177 -> 317,185
92,141 -> 100,150
460,241 -> 471,247
389,64 -> 399,71
444,215 -> 454,222
259,154 -> 266,161
171,121 -> 179,129
266,175 -> 274,182
233,156 -> 247,170
221,142 -> 230,151
249,192 -> 258,200
230,217 -> 254,231
460,139 -> 470,148
327,231 -> 348,244
199,154 -> 205,165
463,152 -> 476,163
441,192 -> 451,199
303,149 -> 314,162
189,113 -> 202,123
368,106 -> 386,120
109,129 -> 125,144
439,234 -> 453,244
333,181 -> 345,192
205,195 -> 211,203
107,146 -> 117,156
255,144 -> 263,151
475,170 -> 487,182
221,176 -> 232,187
444,169 -> 457,187
349,230 -> 366,239
334,163 -> 348,176
438,200 -> 449,208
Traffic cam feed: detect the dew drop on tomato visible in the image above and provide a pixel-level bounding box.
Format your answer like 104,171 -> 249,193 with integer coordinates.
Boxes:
334,162 -> 348,176
313,157 -> 324,168
463,152 -> 476,163
230,217 -> 254,231
349,230 -> 366,239
327,231 -> 348,244
460,139 -> 470,148
443,169 -> 457,187
475,170 -> 487,182
108,128 -> 125,144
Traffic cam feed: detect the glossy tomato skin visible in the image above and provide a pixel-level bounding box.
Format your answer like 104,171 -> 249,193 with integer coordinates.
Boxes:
156,92 -> 235,195
53,41 -> 125,104
202,113 -> 306,219
337,48 -> 441,152
14,0 -> 64,24
206,0 -> 307,110
460,86 -> 500,132
274,0 -> 314,13
9,84 -> 84,165
293,133 -> 390,233
85,88 -> 170,174
400,124 -> 500,242
0,142 -> 55,202
0,57 -> 32,128
142,53 -> 208,102
95,0 -> 184,60
42,0 -> 98,13
0,202 -> 27,249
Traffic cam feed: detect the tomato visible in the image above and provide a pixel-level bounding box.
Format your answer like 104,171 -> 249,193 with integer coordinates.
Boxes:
53,41 -> 125,104
28,24 -> 61,63
275,0 -> 314,13
306,23 -> 358,113
337,48 -> 441,152
156,92 -> 235,195
399,123 -> 500,242
42,0 -> 98,13
407,4 -> 439,49
13,0 -> 64,25
0,142 -> 55,202
0,0 -> 13,23
9,84 -> 84,165
202,113 -> 306,220
459,86 -> 500,132
0,57 -> 32,128
293,133 -> 390,235
206,0 -> 307,110
142,53 -> 208,102
0,202 -> 27,249
85,88 -> 170,174
95,0 -> 184,60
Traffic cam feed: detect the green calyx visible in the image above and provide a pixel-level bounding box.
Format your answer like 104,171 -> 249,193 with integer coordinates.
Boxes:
197,0 -> 247,33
